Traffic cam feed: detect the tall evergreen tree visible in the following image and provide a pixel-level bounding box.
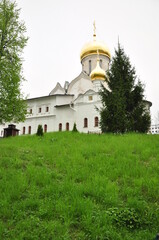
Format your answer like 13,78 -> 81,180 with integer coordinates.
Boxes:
99,43 -> 151,133
0,0 -> 28,124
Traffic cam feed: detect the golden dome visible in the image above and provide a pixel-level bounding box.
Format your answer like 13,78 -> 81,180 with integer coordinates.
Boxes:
80,38 -> 111,61
90,58 -> 106,81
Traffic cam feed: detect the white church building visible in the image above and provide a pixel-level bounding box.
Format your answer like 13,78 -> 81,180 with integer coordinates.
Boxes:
0,28 -> 152,136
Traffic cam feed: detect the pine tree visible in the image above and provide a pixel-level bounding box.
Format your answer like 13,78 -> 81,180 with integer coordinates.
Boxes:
36,125 -> 43,136
0,0 -> 28,124
72,123 -> 78,132
99,43 -> 151,133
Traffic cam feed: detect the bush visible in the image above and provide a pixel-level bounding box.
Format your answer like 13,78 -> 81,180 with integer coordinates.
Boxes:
36,125 -> 43,136
106,207 -> 141,230
72,123 -> 78,132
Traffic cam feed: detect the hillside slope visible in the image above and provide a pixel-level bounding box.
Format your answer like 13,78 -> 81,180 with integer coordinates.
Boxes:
0,132 -> 159,239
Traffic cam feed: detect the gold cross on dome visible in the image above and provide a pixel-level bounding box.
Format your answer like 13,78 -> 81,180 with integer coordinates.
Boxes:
97,49 -> 99,60
93,21 -> 96,36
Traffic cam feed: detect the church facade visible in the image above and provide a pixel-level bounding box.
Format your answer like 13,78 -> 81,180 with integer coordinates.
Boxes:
0,30 -> 152,136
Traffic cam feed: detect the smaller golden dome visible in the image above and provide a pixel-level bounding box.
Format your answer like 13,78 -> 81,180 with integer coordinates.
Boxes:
90,58 -> 106,81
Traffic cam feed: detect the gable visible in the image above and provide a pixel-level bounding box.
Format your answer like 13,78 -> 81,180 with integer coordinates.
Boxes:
49,82 -> 65,95
67,71 -> 94,98
73,89 -> 100,104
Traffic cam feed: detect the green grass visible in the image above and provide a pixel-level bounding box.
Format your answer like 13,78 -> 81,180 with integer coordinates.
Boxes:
0,132 -> 159,239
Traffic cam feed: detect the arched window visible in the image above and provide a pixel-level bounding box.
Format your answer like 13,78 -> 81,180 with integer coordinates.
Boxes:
100,59 -> 102,68
59,123 -> 62,131
66,122 -> 69,131
84,118 -> 88,128
44,124 -> 47,133
94,117 -> 99,127
23,127 -> 25,135
89,60 -> 91,75
28,126 -> 31,134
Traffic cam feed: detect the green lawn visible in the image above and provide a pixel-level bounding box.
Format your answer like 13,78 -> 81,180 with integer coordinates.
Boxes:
0,132 -> 159,239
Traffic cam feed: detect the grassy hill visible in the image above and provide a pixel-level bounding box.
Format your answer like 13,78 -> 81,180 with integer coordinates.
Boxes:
0,132 -> 159,240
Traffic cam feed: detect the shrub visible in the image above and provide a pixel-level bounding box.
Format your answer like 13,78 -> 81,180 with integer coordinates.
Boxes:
36,125 -> 43,136
72,123 -> 78,132
106,207 -> 141,230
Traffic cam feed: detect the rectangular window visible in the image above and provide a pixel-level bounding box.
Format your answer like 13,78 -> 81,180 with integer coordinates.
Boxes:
39,107 -> 41,113
88,96 -> 93,101
30,109 -> 32,114
46,107 -> 49,112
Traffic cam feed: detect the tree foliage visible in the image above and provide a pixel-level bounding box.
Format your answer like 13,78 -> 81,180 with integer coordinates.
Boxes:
99,43 -> 151,133
0,0 -> 28,124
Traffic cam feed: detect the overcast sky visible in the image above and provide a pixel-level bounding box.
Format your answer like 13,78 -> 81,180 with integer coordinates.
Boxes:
16,0 -> 159,123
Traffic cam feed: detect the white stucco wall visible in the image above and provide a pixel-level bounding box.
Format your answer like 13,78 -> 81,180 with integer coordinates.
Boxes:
73,91 -> 101,133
